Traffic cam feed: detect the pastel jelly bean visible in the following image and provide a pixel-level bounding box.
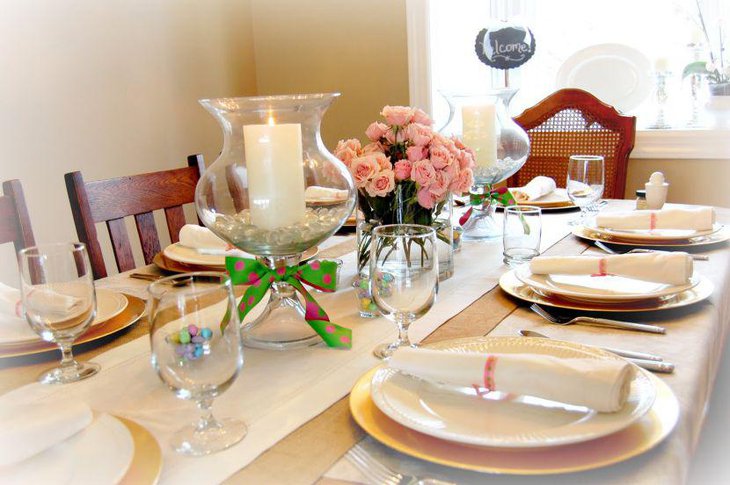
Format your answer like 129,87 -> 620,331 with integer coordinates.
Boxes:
193,346 -> 204,358
188,325 -> 198,336
169,333 -> 181,344
179,329 -> 191,344
200,328 -> 213,340
192,335 -> 204,344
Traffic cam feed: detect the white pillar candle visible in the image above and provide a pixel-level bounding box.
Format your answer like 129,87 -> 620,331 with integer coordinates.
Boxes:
243,122 -> 306,230
462,103 -> 498,167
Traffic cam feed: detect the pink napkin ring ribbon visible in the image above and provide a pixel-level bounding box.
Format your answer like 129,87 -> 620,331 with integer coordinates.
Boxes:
649,212 -> 657,231
591,257 -> 609,277
483,355 -> 498,391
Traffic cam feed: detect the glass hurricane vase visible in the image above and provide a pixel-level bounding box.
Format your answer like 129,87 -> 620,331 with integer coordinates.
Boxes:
440,89 -> 530,240
196,93 -> 357,350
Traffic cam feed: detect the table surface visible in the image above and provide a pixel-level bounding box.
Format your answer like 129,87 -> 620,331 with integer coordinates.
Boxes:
2,200 -> 728,485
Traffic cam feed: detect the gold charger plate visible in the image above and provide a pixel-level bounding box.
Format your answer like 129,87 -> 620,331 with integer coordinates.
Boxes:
573,225 -> 730,248
117,416 -> 162,485
350,366 -> 678,475
498,270 -> 713,313
0,294 -> 145,358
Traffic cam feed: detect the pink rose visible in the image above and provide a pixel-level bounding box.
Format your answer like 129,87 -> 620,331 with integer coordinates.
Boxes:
416,186 -> 435,209
444,158 -> 460,180
410,159 -> 436,187
405,123 -> 433,147
362,142 -> 384,154
381,105 -> 415,126
350,155 -> 379,188
373,152 -> 392,171
457,148 -> 476,170
429,143 -> 453,170
334,138 -> 362,167
365,170 -> 396,197
406,145 -> 427,162
428,171 -> 451,201
450,168 -> 474,195
393,160 -> 413,181
365,122 -> 388,142
412,108 -> 433,126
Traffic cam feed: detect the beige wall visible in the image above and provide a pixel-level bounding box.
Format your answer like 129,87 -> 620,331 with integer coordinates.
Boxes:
626,158 -> 730,208
0,0 -> 257,284
250,0 -> 410,148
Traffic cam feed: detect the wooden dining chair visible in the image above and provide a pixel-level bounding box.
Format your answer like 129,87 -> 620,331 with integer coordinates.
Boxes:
65,154 -> 205,279
510,89 -> 636,199
0,179 -> 36,252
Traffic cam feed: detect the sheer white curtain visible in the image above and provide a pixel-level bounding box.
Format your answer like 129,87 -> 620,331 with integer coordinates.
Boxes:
424,0 -> 728,127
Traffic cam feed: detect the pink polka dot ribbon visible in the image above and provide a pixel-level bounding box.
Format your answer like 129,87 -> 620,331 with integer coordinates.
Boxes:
224,256 -> 352,349
483,355 -> 498,391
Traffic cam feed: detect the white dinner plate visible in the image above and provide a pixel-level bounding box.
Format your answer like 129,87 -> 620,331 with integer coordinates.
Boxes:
0,413 -> 134,485
514,265 -> 699,303
164,242 -> 319,267
556,43 -> 652,113
510,188 -> 576,209
370,337 -> 656,448
0,289 -> 128,345
585,221 -> 723,243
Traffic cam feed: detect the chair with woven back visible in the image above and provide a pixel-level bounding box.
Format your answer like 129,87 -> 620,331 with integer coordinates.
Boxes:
509,88 -> 636,199
0,179 -> 36,252
65,154 -> 205,279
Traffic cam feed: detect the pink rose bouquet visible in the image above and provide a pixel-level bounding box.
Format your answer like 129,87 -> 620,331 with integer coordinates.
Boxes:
335,105 -> 474,227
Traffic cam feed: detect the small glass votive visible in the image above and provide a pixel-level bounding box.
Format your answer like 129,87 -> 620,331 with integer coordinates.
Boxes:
503,205 -> 542,266
313,258 -> 343,292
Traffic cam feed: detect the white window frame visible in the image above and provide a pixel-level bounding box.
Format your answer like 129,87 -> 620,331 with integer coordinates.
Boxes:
405,0 -> 730,160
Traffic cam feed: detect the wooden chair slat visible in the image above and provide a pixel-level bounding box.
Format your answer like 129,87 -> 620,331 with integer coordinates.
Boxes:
134,211 -> 161,265
164,206 -> 187,244
65,155 -> 204,278
106,218 -> 136,272
0,180 -> 36,252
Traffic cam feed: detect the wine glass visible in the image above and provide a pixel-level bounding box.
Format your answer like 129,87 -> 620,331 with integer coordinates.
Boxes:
18,243 -> 100,384
370,225 -> 438,359
148,272 -> 246,455
566,155 -> 605,225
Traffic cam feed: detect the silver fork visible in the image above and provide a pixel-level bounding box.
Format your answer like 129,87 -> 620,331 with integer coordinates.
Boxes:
594,241 -> 709,261
345,443 -> 453,485
529,303 -> 666,334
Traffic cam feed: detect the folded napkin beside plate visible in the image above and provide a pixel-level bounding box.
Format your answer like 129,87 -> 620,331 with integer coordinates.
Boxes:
596,207 -> 715,231
0,399 -> 93,466
529,252 -> 693,286
510,176 -> 557,202
0,282 -> 83,344
179,224 -> 229,252
390,347 -> 634,413
305,185 -> 349,202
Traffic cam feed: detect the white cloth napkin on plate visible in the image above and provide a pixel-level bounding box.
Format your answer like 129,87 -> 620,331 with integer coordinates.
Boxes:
529,252 -> 693,286
510,176 -> 557,202
389,347 -> 634,413
0,283 -> 82,343
596,207 -> 715,231
0,398 -> 93,467
305,186 -> 348,202
179,224 -> 229,251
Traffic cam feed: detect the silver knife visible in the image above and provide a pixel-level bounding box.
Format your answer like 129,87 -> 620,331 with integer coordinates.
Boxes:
575,316 -> 666,334
628,358 -> 675,374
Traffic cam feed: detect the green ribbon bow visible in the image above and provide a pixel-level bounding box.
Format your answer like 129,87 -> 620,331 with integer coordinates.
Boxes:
458,185 -> 516,226
225,257 -> 352,349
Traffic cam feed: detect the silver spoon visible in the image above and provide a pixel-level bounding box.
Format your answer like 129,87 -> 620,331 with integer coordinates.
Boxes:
519,329 -> 674,374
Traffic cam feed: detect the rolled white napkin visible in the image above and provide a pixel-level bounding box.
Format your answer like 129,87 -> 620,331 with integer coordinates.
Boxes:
389,347 -> 634,413
305,186 -> 349,202
0,283 -> 82,343
0,398 -> 93,466
596,207 -> 715,231
529,252 -> 693,286
179,224 -> 229,251
511,176 -> 557,202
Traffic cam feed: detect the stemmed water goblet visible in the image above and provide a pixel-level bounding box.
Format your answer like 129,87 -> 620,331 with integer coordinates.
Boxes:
370,225 -> 438,359
148,272 -> 246,455
18,243 -> 100,384
566,155 -> 605,225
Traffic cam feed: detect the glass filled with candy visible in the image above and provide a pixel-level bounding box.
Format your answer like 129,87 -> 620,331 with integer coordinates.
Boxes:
148,272 -> 245,455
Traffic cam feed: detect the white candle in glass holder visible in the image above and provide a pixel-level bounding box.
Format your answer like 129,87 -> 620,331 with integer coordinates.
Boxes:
243,121 -> 306,230
462,103 -> 498,167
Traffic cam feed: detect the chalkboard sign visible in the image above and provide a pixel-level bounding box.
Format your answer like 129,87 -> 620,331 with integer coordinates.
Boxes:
475,24 -> 536,70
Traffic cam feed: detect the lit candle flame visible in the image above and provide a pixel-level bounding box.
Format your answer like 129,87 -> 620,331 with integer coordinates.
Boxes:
267,112 -> 275,126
